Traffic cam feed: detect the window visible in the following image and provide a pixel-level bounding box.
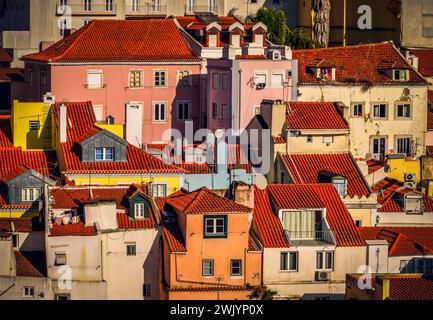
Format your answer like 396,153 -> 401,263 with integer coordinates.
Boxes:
59,18 -> 70,36
152,184 -> 167,197
306,135 -> 313,143
281,210 -> 322,240
134,203 -> 145,219
40,70 -> 46,86
55,252 -> 67,266
204,216 -> 227,238
202,259 -> 214,276
177,70 -> 191,87
143,284 -> 151,297
29,121 -> 40,130
393,69 -> 408,81
372,104 -> 387,118
322,136 -> 334,144
105,0 -> 113,11
55,294 -> 71,300
318,67 -> 334,80
177,102 -> 192,121
59,0 -> 68,6
129,70 -> 143,88
212,73 -> 219,89
332,177 -> 347,197
230,259 -> 242,276
280,252 -> 298,271
254,105 -> 260,115
95,147 -> 114,161
153,102 -> 166,122
396,103 -> 411,119
221,74 -> 228,90
271,73 -> 284,87
154,70 -> 167,87
126,243 -> 137,256
351,103 -> 363,117
12,234 -> 19,249
372,137 -> 387,158
221,104 -> 227,121
131,0 -> 140,11
22,188 -> 41,202
87,70 -> 103,89
83,0 -> 92,11
212,102 -> 218,119
316,251 -> 333,270
23,286 -> 34,298
396,137 -> 412,156
255,73 -> 266,85
354,219 -> 362,227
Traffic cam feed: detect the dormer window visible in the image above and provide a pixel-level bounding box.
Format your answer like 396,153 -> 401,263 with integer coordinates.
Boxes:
332,177 -> 347,197
317,67 -> 335,81
393,69 -> 409,81
95,147 -> 114,161
134,203 -> 145,219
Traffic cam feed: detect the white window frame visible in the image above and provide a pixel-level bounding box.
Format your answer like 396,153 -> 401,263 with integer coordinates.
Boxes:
204,217 -> 226,237
23,286 -> 34,298
105,0 -> 113,11
93,105 -> 103,122
134,203 -> 145,219
55,252 -> 67,266
393,69 -> 409,81
153,101 -> 167,122
21,188 -> 41,202
351,103 -> 363,117
280,251 -> 298,272
152,184 -> 167,197
316,251 -> 333,271
395,136 -> 413,157
87,70 -> 103,89
95,147 -> 114,161
372,103 -> 388,119
83,0 -> 92,11
153,70 -> 167,87
332,177 -> 347,197
254,72 -> 267,86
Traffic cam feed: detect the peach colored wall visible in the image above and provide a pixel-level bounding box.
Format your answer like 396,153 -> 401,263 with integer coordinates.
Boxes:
207,59 -> 294,132
24,62 -> 202,144
167,289 -> 256,300
163,213 -> 262,299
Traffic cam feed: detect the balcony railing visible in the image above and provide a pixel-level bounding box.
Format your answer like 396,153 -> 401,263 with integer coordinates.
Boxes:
284,230 -> 335,245
185,4 -> 218,14
125,4 -> 167,16
56,4 -> 118,16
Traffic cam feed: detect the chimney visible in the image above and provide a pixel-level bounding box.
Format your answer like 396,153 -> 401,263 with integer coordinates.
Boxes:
252,22 -> 267,47
229,22 -> 244,48
232,182 -> 254,226
271,101 -> 287,137
214,129 -> 228,174
59,103 -> 67,143
206,23 -> 221,48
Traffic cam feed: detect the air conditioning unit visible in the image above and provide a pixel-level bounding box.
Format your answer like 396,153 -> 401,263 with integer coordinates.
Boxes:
256,82 -> 266,90
43,92 -> 55,104
316,271 -> 331,281
405,173 -> 416,182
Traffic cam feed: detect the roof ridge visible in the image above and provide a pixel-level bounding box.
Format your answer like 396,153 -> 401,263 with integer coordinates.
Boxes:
183,187 -> 207,214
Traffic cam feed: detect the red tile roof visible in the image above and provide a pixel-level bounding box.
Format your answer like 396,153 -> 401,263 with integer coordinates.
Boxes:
0,217 -> 43,232
387,275 -> 433,300
235,55 -> 267,60
165,187 -> 252,214
22,20 -> 200,64
163,220 -> 186,253
293,42 -> 427,86
50,222 -> 97,237
358,227 -> 433,256
410,49 -> 433,77
51,102 -> 186,174
281,153 -> 371,197
253,184 -> 365,248
286,102 -> 348,130
117,212 -> 156,229
0,48 -> 12,63
14,251 -> 45,277
273,135 -> 286,144
367,160 -> 385,174
0,115 -> 14,148
372,178 -> 433,213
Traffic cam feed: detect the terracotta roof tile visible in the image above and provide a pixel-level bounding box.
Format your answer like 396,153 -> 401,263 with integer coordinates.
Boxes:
163,220 -> 186,253
293,42 -> 427,86
281,153 -> 370,197
0,217 -> 43,232
165,187 -> 251,214
117,212 -> 156,229
387,275 -> 433,300
286,102 -> 348,130
0,48 -> 12,63
359,227 -> 433,256
253,184 -> 365,248
22,20 -> 200,64
410,49 -> 433,77
50,222 -> 97,237
14,251 -> 46,277
0,115 -> 14,148
51,102 -> 186,174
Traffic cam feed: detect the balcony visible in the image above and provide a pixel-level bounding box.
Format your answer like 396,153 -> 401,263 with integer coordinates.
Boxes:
56,4 -> 118,16
125,4 -> 167,16
284,230 -> 335,246
185,4 -> 218,14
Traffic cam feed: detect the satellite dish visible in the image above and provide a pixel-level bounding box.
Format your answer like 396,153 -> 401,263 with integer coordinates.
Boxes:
254,174 -> 268,190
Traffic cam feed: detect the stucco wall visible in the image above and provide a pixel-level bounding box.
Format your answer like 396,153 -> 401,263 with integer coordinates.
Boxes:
298,85 -> 428,159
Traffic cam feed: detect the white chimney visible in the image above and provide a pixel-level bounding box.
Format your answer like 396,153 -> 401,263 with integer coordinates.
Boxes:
59,103 -> 67,143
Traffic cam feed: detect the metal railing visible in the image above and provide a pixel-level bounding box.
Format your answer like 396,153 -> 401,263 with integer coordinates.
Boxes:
125,4 -> 167,15
284,230 -> 335,244
56,4 -> 118,16
185,4 -> 218,14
